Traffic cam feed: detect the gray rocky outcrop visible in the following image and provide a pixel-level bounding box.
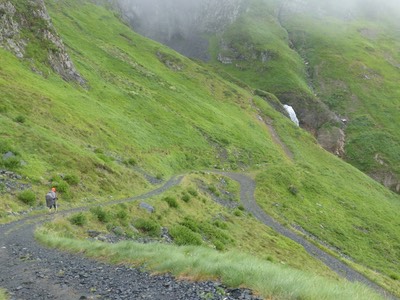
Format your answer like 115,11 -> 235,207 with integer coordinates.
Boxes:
0,0 -> 85,85
371,154 -> 400,193
139,202 -> 155,213
370,171 -> 400,194
0,1 -> 25,58
0,169 -> 29,194
317,127 -> 346,157
277,91 -> 343,137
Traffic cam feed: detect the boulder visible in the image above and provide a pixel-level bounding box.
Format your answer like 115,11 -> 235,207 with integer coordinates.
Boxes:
139,202 -> 155,213
2,151 -> 15,160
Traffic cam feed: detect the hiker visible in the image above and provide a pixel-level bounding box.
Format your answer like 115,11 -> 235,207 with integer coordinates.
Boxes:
45,187 -> 58,212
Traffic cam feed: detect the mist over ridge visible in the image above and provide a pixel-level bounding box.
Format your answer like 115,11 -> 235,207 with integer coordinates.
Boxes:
114,0 -> 245,60
109,0 -> 400,60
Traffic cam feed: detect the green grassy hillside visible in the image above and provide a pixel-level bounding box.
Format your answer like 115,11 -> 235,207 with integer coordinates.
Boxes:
208,0 -> 400,193
283,5 -> 400,187
0,0 -> 399,298
1,0 -> 284,212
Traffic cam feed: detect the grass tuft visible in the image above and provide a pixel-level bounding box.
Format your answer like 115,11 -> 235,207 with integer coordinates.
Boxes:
35,228 -> 383,300
17,190 -> 36,206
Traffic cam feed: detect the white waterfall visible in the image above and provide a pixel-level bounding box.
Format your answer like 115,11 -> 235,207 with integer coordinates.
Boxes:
283,105 -> 299,126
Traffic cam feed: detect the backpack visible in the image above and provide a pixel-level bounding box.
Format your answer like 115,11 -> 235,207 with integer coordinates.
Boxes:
45,192 -> 55,207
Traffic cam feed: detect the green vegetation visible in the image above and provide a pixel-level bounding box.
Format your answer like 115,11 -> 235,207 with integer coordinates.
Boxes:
210,0 -> 309,94
17,190 -> 36,206
283,10 -> 400,178
209,0 -> 400,191
162,196 -> 179,208
252,103 -> 400,294
0,0 -> 283,214
0,0 -> 399,298
68,212 -> 87,226
0,289 -> 8,300
39,173 -> 339,279
133,218 -> 161,237
169,225 -> 203,246
36,229 -> 382,300
90,207 -> 111,223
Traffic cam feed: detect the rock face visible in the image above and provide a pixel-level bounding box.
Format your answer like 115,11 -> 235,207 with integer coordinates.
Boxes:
0,2 -> 25,58
370,154 -> 400,193
317,127 -> 346,157
0,0 -> 85,85
114,0 -> 245,60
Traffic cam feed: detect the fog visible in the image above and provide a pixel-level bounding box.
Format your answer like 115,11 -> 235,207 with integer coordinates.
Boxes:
114,0 -> 400,17
113,0 -> 400,36
114,0 -> 244,59
283,0 -> 400,20
110,0 -> 400,59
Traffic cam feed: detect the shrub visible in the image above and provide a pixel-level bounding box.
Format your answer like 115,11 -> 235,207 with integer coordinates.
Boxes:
390,273 -> 399,280
52,180 -> 69,193
18,190 -> 36,206
133,218 -> 161,237
163,196 -> 178,208
213,220 -> 228,229
125,229 -> 135,239
213,240 -> 225,251
97,153 -> 112,162
94,148 -> 104,154
3,157 -> 21,170
0,105 -> 8,113
112,226 -> 125,236
69,213 -> 87,226
124,158 -> 137,166
181,193 -> 190,203
64,174 -> 80,185
116,209 -> 128,220
201,222 -> 233,247
169,225 -> 203,246
90,207 -> 110,223
180,217 -> 200,233
187,188 -> 198,197
14,115 -> 26,123
233,209 -> 243,217
52,180 -> 72,200
208,185 -> 217,194
0,147 -> 9,156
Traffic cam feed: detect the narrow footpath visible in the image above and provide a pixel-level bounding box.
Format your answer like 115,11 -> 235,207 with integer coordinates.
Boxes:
0,175 -> 261,300
0,172 -> 397,299
218,172 -> 396,300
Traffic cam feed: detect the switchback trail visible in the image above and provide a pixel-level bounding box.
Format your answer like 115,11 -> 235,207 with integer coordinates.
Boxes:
0,172 -> 396,299
214,171 -> 397,300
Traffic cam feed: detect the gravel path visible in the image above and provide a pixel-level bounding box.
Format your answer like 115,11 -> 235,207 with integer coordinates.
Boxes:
0,172 -> 397,299
216,171 -> 397,300
0,175 -> 262,300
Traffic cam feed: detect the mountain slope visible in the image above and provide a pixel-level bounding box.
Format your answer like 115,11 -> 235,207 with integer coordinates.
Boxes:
0,0 -> 399,297
116,0 -> 400,193
209,0 -> 400,193
280,1 -> 400,192
1,0 -> 285,205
